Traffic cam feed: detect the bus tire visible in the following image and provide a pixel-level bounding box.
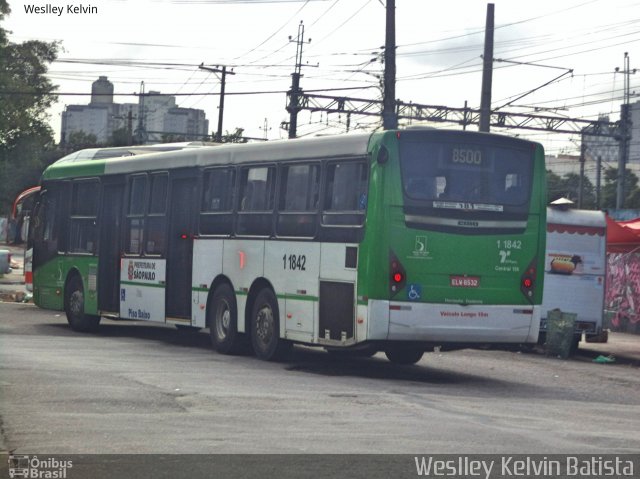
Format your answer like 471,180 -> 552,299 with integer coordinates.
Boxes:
384,347 -> 424,365
250,288 -> 291,361
209,283 -> 242,354
64,275 -> 100,332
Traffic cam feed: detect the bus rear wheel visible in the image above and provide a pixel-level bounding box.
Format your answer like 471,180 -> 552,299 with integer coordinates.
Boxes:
385,347 -> 424,365
250,288 -> 291,361
64,275 -> 100,332
209,283 -> 242,354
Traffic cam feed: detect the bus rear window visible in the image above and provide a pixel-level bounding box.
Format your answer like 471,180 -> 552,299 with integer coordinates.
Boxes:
399,139 -> 533,208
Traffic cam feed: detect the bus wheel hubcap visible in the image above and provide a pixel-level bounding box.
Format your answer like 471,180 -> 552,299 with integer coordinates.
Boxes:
70,291 -> 83,316
216,302 -> 230,340
256,306 -> 273,344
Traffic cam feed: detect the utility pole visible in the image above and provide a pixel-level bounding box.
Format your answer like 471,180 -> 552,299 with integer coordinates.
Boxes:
382,0 -> 397,130
200,64 -> 235,142
287,21 -> 312,139
596,155 -> 602,209
260,118 -> 271,140
578,141 -> 586,208
134,81 -> 147,144
479,3 -> 495,132
112,110 -> 135,145
463,101 -> 469,130
127,111 -> 133,146
615,52 -> 636,209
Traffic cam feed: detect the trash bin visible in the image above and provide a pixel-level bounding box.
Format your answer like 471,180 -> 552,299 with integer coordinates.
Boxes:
0,249 -> 11,275
545,309 -> 576,359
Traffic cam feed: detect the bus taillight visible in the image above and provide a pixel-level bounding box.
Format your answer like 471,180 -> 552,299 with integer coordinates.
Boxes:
389,250 -> 406,296
520,260 -> 537,302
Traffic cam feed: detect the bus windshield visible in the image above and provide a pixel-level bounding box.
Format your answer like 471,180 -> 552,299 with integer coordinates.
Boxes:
399,136 -> 533,211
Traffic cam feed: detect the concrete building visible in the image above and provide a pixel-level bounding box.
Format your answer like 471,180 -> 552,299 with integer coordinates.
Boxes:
61,76 -> 118,144
61,77 -> 209,145
164,108 -> 209,142
90,75 -> 114,105
61,103 -> 114,144
545,111 -> 639,208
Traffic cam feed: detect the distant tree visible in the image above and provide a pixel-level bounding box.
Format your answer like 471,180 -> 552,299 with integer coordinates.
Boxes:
161,133 -> 186,143
0,0 -> 60,214
561,172 -> 596,209
546,169 -> 565,204
110,127 -> 131,147
546,170 -> 598,209
627,187 -> 640,209
601,167 -> 640,209
65,131 -> 98,150
222,128 -> 248,144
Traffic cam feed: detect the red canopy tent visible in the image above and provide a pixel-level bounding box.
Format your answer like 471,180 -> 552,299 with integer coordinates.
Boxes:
605,215 -> 640,331
606,216 -> 640,253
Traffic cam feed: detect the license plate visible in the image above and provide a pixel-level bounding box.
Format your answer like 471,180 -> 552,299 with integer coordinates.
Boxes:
450,275 -> 480,288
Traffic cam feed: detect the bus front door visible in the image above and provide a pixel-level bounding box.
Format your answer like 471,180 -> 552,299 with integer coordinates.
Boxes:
98,182 -> 124,314
165,175 -> 196,320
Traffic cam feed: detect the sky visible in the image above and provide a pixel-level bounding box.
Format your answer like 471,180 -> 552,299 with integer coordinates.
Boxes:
4,0 -> 640,157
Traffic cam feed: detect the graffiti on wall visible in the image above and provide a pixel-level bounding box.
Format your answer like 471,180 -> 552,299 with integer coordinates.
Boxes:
606,252 -> 640,331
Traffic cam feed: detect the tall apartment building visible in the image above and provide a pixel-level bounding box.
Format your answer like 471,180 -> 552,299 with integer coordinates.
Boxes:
61,77 -> 209,145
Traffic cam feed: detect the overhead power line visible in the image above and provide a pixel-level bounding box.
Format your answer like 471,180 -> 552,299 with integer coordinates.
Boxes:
0,85 -> 377,97
291,91 -> 621,136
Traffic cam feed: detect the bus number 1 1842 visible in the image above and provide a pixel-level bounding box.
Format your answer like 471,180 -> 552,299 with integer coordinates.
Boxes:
283,254 -> 306,271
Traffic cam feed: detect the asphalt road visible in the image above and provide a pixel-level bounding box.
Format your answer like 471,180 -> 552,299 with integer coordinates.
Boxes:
1,302 -> 639,456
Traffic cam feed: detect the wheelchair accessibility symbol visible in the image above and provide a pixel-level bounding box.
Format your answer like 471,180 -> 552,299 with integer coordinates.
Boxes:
407,283 -> 422,301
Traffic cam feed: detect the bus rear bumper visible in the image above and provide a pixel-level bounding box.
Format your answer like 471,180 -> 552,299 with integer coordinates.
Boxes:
368,300 -> 540,344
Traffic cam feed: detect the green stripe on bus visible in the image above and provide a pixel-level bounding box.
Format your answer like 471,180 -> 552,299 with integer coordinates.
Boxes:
194,288 -> 318,303
120,281 -> 166,289
277,293 -> 319,302
42,160 -> 107,180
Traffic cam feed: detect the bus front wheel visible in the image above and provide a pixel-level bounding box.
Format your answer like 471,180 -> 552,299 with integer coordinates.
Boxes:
385,347 -> 424,365
250,288 -> 291,361
64,275 -> 100,332
209,283 -> 242,354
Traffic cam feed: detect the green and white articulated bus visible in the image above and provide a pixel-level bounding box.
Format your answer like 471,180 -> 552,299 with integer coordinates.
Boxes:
28,128 -> 546,364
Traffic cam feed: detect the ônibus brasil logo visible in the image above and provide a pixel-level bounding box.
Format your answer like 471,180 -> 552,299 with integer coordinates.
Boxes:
8,455 -> 73,478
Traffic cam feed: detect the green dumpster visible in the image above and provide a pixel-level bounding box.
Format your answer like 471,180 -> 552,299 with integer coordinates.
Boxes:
545,309 -> 577,359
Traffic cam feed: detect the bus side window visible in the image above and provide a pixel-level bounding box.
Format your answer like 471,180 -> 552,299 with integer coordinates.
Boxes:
199,167 -> 235,236
237,166 -> 276,236
42,192 -> 57,243
146,173 -> 168,255
276,163 -> 320,237
32,189 -> 59,266
322,161 -> 368,226
69,179 -> 99,254
125,175 -> 147,254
